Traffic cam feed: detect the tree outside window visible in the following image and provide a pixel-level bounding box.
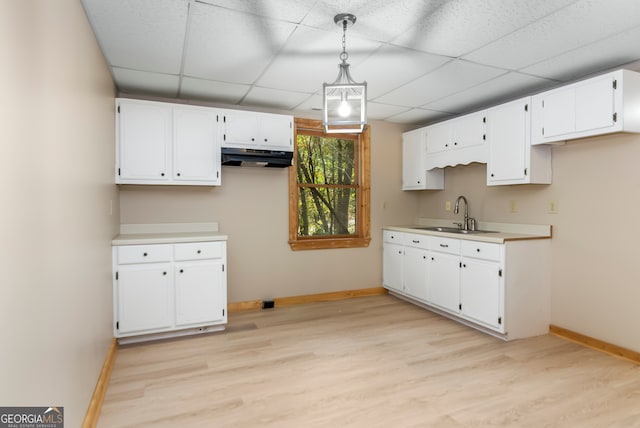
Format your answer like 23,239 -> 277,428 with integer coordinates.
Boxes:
289,118 -> 370,250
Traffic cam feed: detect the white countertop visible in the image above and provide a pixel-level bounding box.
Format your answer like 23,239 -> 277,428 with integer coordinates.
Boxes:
112,222 -> 228,246
384,218 -> 551,244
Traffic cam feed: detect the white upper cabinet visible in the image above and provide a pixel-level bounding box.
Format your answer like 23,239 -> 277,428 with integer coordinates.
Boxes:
424,110 -> 487,170
532,69 -> 640,145
117,100 -> 172,183
221,110 -> 293,151
402,129 -> 444,190
173,106 -> 220,183
487,97 -> 551,186
116,99 -> 221,186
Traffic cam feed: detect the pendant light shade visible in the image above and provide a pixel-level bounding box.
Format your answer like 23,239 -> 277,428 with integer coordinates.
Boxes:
323,14 -> 367,134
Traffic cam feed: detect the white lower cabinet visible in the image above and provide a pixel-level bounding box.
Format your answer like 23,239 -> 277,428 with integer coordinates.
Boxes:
383,229 -> 549,340
113,240 -> 227,341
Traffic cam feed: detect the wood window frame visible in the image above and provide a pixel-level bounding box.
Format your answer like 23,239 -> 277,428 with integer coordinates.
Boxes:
288,118 -> 371,251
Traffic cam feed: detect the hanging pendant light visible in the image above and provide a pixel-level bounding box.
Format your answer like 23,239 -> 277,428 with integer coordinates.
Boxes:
323,13 -> 367,134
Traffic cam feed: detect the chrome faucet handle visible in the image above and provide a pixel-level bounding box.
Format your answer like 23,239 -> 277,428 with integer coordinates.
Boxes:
453,222 -> 463,230
467,218 -> 476,231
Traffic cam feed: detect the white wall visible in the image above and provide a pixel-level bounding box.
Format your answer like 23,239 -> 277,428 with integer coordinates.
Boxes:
120,120 -> 418,302
0,1 -> 117,426
415,133 -> 640,353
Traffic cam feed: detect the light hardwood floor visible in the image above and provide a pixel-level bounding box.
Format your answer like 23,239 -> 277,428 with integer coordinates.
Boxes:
98,295 -> 640,427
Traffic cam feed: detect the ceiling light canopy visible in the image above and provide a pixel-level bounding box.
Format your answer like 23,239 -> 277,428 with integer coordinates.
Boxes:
323,13 -> 367,134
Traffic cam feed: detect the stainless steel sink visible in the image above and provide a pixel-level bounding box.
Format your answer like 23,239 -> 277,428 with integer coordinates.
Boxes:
412,226 -> 497,234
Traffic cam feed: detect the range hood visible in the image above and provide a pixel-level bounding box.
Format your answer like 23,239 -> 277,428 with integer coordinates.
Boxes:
221,147 -> 293,168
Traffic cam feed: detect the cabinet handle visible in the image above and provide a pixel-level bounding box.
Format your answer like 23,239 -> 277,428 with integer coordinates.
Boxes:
143,252 -> 148,256
412,240 -> 420,244
197,250 -> 201,254
440,244 -> 448,248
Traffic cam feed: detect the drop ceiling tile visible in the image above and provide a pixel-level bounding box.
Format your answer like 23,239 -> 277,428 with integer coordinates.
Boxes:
241,87 -> 311,110
357,46 -> 451,99
184,2 -> 297,84
521,25 -> 640,82
374,60 -> 505,108
257,26 -> 381,93
81,0 -> 188,74
180,77 -> 249,104
195,0 -> 317,22
112,67 -> 179,97
392,0 -> 576,57
366,103 -> 411,120
463,0 -> 640,70
301,0 -> 447,43
295,94 -> 323,112
425,72 -> 557,113
385,108 -> 452,125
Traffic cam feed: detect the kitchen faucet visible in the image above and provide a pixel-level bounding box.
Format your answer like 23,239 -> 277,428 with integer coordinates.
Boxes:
454,195 -> 475,231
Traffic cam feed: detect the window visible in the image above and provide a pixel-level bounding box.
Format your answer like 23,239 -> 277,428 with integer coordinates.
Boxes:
289,118 -> 370,250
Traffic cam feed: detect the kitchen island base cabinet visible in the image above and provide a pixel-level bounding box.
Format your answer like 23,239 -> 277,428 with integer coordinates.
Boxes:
383,230 -> 550,341
113,241 -> 227,343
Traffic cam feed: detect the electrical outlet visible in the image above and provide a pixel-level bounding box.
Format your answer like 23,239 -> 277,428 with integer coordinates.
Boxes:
445,201 -> 451,211
510,200 -> 518,213
548,200 -> 558,214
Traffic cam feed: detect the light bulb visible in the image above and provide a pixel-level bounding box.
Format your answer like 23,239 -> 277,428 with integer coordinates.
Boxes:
338,100 -> 351,117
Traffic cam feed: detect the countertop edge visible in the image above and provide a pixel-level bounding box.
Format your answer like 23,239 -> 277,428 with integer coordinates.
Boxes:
112,232 -> 228,246
383,225 -> 551,243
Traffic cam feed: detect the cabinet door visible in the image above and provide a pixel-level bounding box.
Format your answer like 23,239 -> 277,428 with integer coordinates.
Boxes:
428,252 -> 460,313
575,74 -> 615,133
487,98 -> 529,184
175,261 -> 226,326
222,110 -> 259,147
117,101 -> 171,182
260,115 -> 293,150
116,264 -> 173,334
541,88 -> 575,139
383,243 -> 404,293
425,122 -> 452,154
173,107 -> 220,184
452,111 -> 486,149
402,130 -> 425,189
460,259 -> 503,331
404,247 -> 429,302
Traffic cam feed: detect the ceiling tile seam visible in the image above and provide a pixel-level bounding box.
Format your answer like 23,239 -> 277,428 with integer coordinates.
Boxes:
176,0 -> 197,99
237,25 -> 303,105
193,0 -> 308,25
367,57 -> 458,104
513,23 -> 640,83
458,0 -> 585,60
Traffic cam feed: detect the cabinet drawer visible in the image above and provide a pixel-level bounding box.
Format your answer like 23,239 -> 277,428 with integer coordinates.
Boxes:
174,241 -> 224,261
117,244 -> 173,264
383,230 -> 407,245
461,240 -> 501,261
405,233 -> 430,250
429,237 -> 460,254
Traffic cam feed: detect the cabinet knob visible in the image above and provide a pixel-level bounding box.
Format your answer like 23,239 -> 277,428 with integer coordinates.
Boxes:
454,142 -> 458,146
445,144 -> 449,147
177,172 -> 181,177
431,257 -> 434,260
163,271 -> 167,275
417,181 -> 421,184
476,248 -> 481,252
143,252 -> 148,256
251,138 -> 255,141
491,173 -> 494,177
398,250 -> 402,254
180,269 -> 184,273
264,138 -> 268,142
161,173 -> 165,176
197,250 -> 201,254
463,264 -> 467,268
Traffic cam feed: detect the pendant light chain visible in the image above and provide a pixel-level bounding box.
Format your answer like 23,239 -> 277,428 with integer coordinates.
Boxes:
340,19 -> 348,62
